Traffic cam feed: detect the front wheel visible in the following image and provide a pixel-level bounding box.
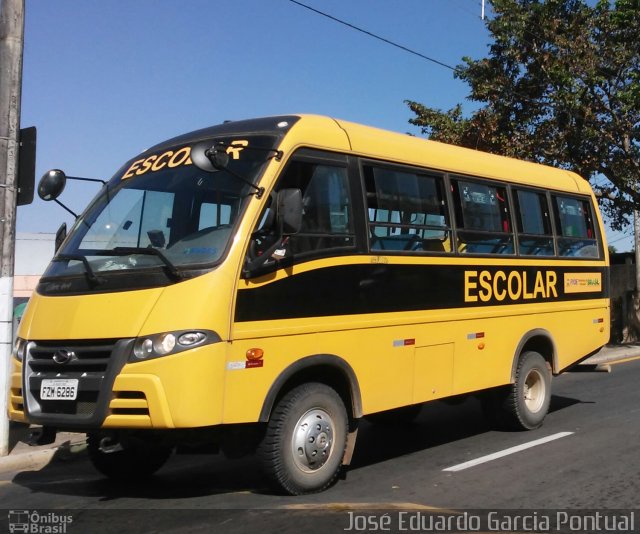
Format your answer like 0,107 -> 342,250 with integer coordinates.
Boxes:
87,432 -> 173,480
258,383 -> 348,495
482,351 -> 552,431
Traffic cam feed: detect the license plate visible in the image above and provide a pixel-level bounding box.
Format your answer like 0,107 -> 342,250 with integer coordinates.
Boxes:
40,379 -> 78,401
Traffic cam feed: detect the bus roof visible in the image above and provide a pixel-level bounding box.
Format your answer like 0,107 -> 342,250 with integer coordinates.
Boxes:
329,116 -> 590,195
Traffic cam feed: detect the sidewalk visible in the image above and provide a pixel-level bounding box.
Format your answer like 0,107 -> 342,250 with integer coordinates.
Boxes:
582,342 -> 640,365
1,343 -> 639,475
1,426 -> 87,475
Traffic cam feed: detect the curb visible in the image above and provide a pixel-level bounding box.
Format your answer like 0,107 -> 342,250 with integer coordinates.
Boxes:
582,344 -> 640,366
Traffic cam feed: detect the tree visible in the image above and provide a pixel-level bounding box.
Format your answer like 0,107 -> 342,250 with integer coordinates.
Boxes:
406,0 -> 639,231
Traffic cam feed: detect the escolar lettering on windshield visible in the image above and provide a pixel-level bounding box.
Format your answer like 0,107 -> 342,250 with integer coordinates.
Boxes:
122,140 -> 251,180
122,146 -> 193,179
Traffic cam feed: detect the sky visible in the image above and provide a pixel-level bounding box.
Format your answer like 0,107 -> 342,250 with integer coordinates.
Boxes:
16,0 -> 633,251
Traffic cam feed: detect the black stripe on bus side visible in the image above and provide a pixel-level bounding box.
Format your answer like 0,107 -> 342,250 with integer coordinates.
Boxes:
235,264 -> 609,322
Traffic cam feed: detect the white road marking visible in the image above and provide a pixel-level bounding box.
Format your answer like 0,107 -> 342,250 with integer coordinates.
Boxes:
443,431 -> 574,472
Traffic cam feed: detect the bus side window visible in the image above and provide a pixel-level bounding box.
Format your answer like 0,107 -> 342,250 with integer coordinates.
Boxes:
452,179 -> 514,255
513,189 -> 554,256
253,157 -> 355,259
364,165 -> 450,253
553,195 -> 599,258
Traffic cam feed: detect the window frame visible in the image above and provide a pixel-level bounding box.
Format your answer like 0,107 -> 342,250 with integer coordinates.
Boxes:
359,159 -> 452,255
551,192 -> 602,259
255,148 -> 359,264
512,186 -> 556,257
450,175 -> 516,256
258,149 -> 604,264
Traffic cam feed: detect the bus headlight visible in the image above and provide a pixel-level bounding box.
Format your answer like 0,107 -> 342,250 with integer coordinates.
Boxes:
12,338 -> 26,362
133,338 -> 154,360
130,330 -> 219,362
156,333 -> 176,355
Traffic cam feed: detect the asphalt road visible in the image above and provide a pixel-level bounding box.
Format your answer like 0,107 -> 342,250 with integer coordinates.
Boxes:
1,358 -> 639,533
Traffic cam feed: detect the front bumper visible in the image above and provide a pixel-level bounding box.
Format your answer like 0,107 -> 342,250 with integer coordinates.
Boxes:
9,340 -> 226,430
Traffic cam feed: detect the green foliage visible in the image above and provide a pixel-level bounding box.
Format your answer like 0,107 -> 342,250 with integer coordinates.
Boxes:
406,0 -> 640,230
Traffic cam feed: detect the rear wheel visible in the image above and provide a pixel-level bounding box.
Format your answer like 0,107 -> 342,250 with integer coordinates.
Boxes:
87,432 -> 173,480
258,383 -> 348,495
482,351 -> 552,430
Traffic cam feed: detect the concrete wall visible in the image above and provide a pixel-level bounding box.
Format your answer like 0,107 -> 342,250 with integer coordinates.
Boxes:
609,254 -> 637,344
13,233 -> 54,298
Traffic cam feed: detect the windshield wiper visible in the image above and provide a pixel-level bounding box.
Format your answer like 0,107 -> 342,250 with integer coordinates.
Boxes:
111,247 -> 184,281
52,254 -> 106,287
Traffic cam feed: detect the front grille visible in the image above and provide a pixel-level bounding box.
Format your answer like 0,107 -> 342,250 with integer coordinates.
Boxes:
38,391 -> 99,416
28,340 -> 115,373
24,338 -> 129,424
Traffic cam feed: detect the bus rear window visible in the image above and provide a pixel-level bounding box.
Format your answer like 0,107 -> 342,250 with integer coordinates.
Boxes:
553,195 -> 599,258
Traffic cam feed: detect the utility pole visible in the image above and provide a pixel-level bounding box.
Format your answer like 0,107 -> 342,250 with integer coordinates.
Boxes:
0,0 -> 25,456
635,210 -> 640,341
635,209 -> 640,291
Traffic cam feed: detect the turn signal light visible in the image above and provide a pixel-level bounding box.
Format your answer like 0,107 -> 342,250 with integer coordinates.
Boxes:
246,348 -> 264,361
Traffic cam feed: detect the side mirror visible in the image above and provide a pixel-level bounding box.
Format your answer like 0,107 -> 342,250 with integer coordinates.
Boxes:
190,141 -> 228,172
38,169 -> 67,201
242,188 -> 302,278
277,188 -> 302,235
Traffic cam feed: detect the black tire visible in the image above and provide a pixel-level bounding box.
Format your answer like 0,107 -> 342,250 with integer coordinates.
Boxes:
365,404 -> 422,425
258,383 -> 348,495
87,433 -> 173,481
482,351 -> 552,431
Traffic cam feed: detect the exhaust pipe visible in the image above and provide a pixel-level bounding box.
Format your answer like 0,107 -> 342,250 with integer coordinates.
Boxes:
98,436 -> 124,454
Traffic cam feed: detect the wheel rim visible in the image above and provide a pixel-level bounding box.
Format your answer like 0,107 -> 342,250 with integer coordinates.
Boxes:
291,408 -> 335,473
523,369 -> 546,413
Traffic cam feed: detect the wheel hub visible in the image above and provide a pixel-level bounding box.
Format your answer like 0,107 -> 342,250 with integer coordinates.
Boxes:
523,369 -> 545,413
292,409 -> 335,472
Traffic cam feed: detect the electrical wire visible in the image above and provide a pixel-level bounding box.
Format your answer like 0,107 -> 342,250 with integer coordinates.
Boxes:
608,233 -> 633,245
286,0 -> 459,72
286,0 -> 634,146
285,0 -> 547,106
450,0 -> 485,21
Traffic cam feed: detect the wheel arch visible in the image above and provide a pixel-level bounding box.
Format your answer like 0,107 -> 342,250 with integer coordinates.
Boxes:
258,354 -> 362,422
510,329 -> 558,382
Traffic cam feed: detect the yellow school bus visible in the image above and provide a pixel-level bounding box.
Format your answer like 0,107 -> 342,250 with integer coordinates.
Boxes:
9,115 -> 609,494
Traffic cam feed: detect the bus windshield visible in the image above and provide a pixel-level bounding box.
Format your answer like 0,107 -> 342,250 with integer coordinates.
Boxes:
40,135 -> 277,293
